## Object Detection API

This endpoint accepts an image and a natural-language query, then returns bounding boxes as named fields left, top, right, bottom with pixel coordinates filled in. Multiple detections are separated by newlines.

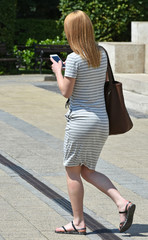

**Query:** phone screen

left=52, top=55, right=61, bottom=63
left=51, top=55, right=65, bottom=68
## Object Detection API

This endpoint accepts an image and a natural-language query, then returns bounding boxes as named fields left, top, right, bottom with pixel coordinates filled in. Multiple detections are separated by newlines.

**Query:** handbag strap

left=99, top=45, right=115, bottom=84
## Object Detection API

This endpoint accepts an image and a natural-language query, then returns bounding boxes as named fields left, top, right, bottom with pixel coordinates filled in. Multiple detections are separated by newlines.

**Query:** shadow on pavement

left=122, top=224, right=148, bottom=237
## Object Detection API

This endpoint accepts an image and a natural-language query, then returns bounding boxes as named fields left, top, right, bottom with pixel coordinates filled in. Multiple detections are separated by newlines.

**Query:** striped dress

left=64, top=46, right=109, bottom=170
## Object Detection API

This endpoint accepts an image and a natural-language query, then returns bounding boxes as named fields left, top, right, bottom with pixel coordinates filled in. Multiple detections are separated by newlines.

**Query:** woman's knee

left=81, top=165, right=95, bottom=181
left=66, top=166, right=81, bottom=180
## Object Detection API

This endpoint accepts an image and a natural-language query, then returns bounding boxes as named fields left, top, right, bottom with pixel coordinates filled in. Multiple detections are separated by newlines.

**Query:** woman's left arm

left=50, top=57, right=76, bottom=98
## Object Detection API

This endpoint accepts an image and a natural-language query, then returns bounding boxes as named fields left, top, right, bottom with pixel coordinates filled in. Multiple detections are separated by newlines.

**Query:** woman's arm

left=50, top=57, right=76, bottom=98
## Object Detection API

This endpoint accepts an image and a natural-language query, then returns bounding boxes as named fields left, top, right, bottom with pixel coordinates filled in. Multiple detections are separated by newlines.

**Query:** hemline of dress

left=63, top=162, right=97, bottom=171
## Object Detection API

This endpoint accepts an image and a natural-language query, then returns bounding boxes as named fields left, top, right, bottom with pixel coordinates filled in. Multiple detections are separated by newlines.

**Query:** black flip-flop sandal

left=55, top=221, right=86, bottom=235
left=119, top=201, right=136, bottom=233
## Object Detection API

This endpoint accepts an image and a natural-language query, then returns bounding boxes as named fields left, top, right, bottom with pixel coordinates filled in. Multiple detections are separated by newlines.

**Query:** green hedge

left=13, top=37, right=68, bottom=70
left=14, top=19, right=63, bottom=44
left=16, top=0, right=60, bottom=19
left=58, top=0, right=148, bottom=42
left=0, top=0, right=17, bottom=49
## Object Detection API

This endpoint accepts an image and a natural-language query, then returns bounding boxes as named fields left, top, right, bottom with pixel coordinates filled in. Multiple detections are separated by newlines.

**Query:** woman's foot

left=55, top=221, right=86, bottom=235
left=118, top=200, right=129, bottom=223
left=118, top=201, right=136, bottom=233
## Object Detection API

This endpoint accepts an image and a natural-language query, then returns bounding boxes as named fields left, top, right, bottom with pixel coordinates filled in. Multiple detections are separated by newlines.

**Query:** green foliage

left=39, top=36, right=67, bottom=45
left=16, top=0, right=60, bottom=19
left=13, top=37, right=67, bottom=70
left=13, top=38, right=37, bottom=70
left=14, top=19, right=63, bottom=44
left=0, top=0, right=17, bottom=49
left=38, top=37, right=68, bottom=63
left=58, top=0, right=148, bottom=41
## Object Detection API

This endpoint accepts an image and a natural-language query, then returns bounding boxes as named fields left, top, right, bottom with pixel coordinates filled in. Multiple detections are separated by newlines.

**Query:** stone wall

left=132, top=22, right=148, bottom=44
left=99, top=22, right=148, bottom=74
left=100, top=42, right=145, bottom=73
left=145, top=44, right=148, bottom=73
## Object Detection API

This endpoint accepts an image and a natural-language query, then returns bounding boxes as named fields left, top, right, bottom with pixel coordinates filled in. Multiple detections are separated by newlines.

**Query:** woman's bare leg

left=81, top=165, right=129, bottom=223
left=55, top=166, right=85, bottom=232
left=66, top=166, right=85, bottom=226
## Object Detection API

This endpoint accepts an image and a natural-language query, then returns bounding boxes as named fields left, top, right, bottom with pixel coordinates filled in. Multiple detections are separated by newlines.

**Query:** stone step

left=115, top=73, right=148, bottom=96
left=124, top=90, right=148, bottom=115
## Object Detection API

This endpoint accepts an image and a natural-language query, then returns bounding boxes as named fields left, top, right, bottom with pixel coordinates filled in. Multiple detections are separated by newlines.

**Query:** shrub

left=14, top=19, right=63, bottom=45
left=0, top=0, right=17, bottom=49
left=16, top=0, right=60, bottom=19
left=13, top=38, right=37, bottom=70
left=58, top=0, right=148, bottom=42
left=13, top=37, right=68, bottom=70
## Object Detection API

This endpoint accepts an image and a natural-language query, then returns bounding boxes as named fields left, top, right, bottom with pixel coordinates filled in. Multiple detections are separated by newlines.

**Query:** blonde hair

left=64, top=10, right=101, bottom=67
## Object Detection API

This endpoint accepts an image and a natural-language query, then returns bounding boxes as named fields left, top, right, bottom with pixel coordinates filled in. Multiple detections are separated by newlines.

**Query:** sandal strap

left=62, top=226, right=67, bottom=232
left=119, top=221, right=125, bottom=226
left=71, top=221, right=78, bottom=232
left=71, top=221, right=86, bottom=232
left=119, top=210, right=127, bottom=214
left=119, top=201, right=131, bottom=214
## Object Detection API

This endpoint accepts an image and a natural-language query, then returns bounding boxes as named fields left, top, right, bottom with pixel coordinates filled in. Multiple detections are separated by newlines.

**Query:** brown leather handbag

left=103, top=47, right=133, bottom=135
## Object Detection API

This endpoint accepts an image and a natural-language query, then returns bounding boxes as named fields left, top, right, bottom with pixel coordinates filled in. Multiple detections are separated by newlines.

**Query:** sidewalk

left=0, top=74, right=148, bottom=240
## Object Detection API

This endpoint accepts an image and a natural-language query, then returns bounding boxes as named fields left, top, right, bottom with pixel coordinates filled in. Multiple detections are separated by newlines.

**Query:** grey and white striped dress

left=64, top=47, right=109, bottom=170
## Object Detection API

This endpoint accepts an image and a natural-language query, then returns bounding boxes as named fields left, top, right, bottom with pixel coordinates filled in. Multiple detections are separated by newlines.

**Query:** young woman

left=50, top=10, right=135, bottom=235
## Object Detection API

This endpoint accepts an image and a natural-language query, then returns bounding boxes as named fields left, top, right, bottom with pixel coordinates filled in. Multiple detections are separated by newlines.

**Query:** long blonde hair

left=64, top=10, right=101, bottom=67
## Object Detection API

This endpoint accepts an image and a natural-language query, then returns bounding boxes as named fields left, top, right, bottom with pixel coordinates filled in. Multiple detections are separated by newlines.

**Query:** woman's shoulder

left=67, top=52, right=82, bottom=61
left=98, top=45, right=107, bottom=56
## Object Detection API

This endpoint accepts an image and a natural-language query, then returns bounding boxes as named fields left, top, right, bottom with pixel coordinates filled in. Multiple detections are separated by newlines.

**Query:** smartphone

left=50, top=54, right=65, bottom=68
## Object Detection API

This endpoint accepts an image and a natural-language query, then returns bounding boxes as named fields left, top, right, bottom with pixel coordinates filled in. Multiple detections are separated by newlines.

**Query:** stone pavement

left=0, top=74, right=148, bottom=240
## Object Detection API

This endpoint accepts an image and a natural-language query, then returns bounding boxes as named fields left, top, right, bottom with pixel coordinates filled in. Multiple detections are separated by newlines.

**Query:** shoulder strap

left=99, top=45, right=115, bottom=84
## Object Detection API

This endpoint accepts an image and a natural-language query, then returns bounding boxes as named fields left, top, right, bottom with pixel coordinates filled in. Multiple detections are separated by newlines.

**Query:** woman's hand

left=50, top=57, right=63, bottom=74
left=50, top=57, right=75, bottom=98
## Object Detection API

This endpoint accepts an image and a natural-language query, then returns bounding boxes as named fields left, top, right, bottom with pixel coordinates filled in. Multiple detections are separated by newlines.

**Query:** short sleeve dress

left=64, top=47, right=109, bottom=170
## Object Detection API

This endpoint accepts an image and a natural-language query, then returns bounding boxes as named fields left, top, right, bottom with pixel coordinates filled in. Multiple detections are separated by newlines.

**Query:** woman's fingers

left=50, top=58, right=62, bottom=73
